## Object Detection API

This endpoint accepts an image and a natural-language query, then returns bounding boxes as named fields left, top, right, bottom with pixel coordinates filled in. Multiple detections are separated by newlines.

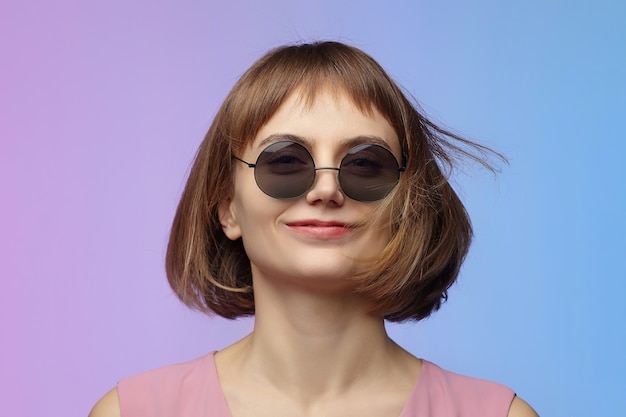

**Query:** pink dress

left=118, top=352, right=515, bottom=416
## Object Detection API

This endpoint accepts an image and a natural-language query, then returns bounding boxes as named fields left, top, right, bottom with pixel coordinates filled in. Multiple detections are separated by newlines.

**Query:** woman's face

left=219, top=88, right=401, bottom=291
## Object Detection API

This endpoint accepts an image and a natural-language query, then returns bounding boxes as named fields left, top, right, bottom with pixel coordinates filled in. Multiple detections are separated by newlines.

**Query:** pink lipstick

left=286, top=220, right=354, bottom=239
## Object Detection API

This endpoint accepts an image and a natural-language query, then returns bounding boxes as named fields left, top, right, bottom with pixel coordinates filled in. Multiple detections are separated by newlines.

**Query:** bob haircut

left=166, top=41, right=501, bottom=322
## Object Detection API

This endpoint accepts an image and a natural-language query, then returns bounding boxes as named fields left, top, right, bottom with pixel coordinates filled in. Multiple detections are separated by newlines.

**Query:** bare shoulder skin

left=88, top=387, right=121, bottom=417
left=508, top=396, right=539, bottom=417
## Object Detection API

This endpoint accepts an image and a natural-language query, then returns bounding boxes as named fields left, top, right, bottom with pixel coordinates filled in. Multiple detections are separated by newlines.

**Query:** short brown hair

left=165, top=41, right=502, bottom=322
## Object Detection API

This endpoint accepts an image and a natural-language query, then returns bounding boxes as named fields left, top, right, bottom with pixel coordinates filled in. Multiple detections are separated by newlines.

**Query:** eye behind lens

left=255, top=141, right=315, bottom=199
left=339, top=144, right=400, bottom=201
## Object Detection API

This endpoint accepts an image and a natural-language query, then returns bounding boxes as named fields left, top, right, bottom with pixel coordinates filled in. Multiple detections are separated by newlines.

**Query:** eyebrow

left=257, top=133, right=394, bottom=153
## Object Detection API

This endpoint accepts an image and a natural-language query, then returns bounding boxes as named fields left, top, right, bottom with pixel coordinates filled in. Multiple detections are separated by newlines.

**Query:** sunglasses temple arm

left=232, top=155, right=256, bottom=168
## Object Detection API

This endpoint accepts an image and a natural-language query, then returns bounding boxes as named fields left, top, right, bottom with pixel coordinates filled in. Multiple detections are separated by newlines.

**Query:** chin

left=251, top=258, right=358, bottom=289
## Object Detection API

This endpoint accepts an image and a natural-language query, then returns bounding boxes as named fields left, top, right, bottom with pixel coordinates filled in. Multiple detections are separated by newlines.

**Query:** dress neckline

left=207, top=351, right=427, bottom=417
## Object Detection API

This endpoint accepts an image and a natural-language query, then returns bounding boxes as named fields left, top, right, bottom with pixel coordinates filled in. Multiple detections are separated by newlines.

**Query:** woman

left=90, top=41, right=538, bottom=416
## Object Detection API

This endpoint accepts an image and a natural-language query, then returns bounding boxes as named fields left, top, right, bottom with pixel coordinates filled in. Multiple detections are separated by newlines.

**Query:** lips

left=285, top=220, right=355, bottom=239
left=287, top=220, right=350, bottom=227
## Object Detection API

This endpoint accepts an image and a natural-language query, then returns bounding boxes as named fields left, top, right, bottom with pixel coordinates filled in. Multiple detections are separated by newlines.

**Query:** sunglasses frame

left=233, top=141, right=406, bottom=202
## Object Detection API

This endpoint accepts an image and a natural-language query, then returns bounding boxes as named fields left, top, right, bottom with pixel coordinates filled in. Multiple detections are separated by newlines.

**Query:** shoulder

left=117, top=352, right=216, bottom=411
left=408, top=361, right=516, bottom=416
left=119, top=351, right=214, bottom=388
left=416, top=361, right=539, bottom=417
left=508, top=396, right=540, bottom=417
left=90, top=352, right=220, bottom=417
left=423, top=360, right=515, bottom=400
left=88, top=387, right=120, bottom=417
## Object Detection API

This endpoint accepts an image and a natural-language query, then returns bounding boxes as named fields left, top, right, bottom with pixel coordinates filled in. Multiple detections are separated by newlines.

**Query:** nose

left=305, top=167, right=345, bottom=206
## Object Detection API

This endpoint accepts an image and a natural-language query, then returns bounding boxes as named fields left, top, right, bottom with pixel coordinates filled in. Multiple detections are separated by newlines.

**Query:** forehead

left=250, top=88, right=400, bottom=156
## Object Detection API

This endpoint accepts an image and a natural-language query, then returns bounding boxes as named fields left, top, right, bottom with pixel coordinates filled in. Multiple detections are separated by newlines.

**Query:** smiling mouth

left=285, top=221, right=355, bottom=239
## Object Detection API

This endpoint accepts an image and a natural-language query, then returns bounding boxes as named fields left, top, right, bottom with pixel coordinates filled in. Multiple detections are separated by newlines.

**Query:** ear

left=218, top=197, right=242, bottom=240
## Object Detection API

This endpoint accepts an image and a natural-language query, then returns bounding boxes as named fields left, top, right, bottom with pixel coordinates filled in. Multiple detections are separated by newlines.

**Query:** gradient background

left=1, top=1, right=625, bottom=416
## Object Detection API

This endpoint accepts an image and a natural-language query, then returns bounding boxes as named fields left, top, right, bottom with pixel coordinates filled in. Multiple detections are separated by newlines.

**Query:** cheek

left=229, top=187, right=282, bottom=242
left=363, top=226, right=390, bottom=251
left=229, top=172, right=258, bottom=227
left=360, top=212, right=393, bottom=250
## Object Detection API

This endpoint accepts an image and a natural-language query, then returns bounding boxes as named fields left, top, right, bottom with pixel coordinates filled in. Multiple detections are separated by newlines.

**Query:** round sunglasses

left=233, top=141, right=405, bottom=202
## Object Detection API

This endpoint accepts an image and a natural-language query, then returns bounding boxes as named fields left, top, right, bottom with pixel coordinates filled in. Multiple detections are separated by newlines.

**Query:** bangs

left=223, top=42, right=406, bottom=153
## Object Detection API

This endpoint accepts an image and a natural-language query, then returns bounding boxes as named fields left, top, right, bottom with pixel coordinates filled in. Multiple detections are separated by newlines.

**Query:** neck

left=222, top=271, right=400, bottom=397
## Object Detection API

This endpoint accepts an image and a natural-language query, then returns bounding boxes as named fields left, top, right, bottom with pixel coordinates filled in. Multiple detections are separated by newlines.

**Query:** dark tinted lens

left=254, top=141, right=315, bottom=199
left=339, top=144, right=400, bottom=201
